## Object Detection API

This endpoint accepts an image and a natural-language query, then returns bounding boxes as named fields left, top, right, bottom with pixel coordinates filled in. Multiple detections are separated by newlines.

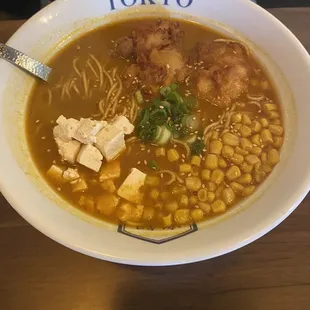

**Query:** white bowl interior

left=0, top=0, right=309, bottom=265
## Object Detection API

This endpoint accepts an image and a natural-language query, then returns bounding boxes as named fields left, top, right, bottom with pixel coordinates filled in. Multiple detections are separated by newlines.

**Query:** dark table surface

left=1, top=8, right=310, bottom=310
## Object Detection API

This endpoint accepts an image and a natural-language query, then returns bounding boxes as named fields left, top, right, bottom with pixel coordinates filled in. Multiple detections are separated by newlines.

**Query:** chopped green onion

left=154, top=125, right=172, bottom=145
left=136, top=109, right=149, bottom=127
left=170, top=83, right=179, bottom=91
left=183, top=134, right=197, bottom=145
left=182, top=115, right=200, bottom=131
left=160, top=86, right=172, bottom=97
left=190, top=140, right=205, bottom=156
left=150, top=109, right=168, bottom=125
left=137, top=125, right=157, bottom=142
left=135, top=90, right=144, bottom=105
left=148, top=160, right=159, bottom=171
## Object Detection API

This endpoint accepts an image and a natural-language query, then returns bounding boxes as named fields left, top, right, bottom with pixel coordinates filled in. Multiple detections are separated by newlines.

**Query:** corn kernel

left=100, top=179, right=116, bottom=193
left=240, top=162, right=253, bottom=173
left=236, top=173, right=253, bottom=185
left=210, top=131, right=220, bottom=140
left=251, top=134, right=262, bottom=146
left=205, top=154, right=219, bottom=170
left=239, top=125, right=252, bottom=138
left=207, top=191, right=216, bottom=203
left=191, top=156, right=201, bottom=167
left=231, top=153, right=244, bottom=165
left=235, top=146, right=248, bottom=156
left=242, top=185, right=256, bottom=196
left=165, top=201, right=179, bottom=213
left=274, top=136, right=284, bottom=148
left=162, top=214, right=172, bottom=227
left=161, top=191, right=172, bottom=201
left=231, top=112, right=243, bottom=123
left=201, top=169, right=211, bottom=181
left=172, top=185, right=187, bottom=196
left=269, top=124, right=284, bottom=136
left=156, top=147, right=166, bottom=157
left=226, top=165, right=241, bottom=181
left=211, top=169, right=225, bottom=185
left=207, top=182, right=217, bottom=192
left=211, top=200, right=226, bottom=214
left=167, top=149, right=180, bottom=162
left=222, top=145, right=235, bottom=159
left=267, top=111, right=280, bottom=120
left=230, top=182, right=244, bottom=193
left=179, top=195, right=189, bottom=208
left=198, top=202, right=211, bottom=214
left=245, top=154, right=261, bottom=166
left=222, top=188, right=236, bottom=205
left=251, top=146, right=262, bottom=156
left=251, top=121, right=262, bottom=133
left=261, top=152, right=267, bottom=163
left=261, top=129, right=273, bottom=145
left=189, top=195, right=199, bottom=206
left=263, top=103, right=277, bottom=113
left=222, top=132, right=240, bottom=146
left=261, top=163, right=272, bottom=173
left=234, top=123, right=243, bottom=131
left=150, top=188, right=160, bottom=200
left=179, top=164, right=192, bottom=174
left=218, top=157, right=228, bottom=168
left=209, top=140, right=223, bottom=155
left=215, top=184, right=224, bottom=199
left=260, top=118, right=269, bottom=128
left=271, top=119, right=281, bottom=125
left=240, top=138, right=253, bottom=152
left=191, top=209, right=204, bottom=222
left=268, top=149, right=280, bottom=166
left=185, top=177, right=202, bottom=191
left=242, top=114, right=252, bottom=126
left=198, top=189, right=208, bottom=202
left=174, top=209, right=191, bottom=225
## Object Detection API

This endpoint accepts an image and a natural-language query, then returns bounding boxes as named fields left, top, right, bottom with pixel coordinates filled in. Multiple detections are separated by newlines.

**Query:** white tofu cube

left=95, top=125, right=126, bottom=162
left=77, top=144, right=103, bottom=172
left=47, top=165, right=65, bottom=183
left=73, top=119, right=107, bottom=144
left=54, top=116, right=79, bottom=142
left=55, top=138, right=81, bottom=164
left=71, top=178, right=88, bottom=192
left=111, top=116, right=134, bottom=135
left=63, top=168, right=80, bottom=182
left=117, top=168, right=146, bottom=204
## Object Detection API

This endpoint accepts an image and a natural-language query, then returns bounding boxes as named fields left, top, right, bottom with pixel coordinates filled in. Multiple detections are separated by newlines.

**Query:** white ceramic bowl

left=0, top=0, right=310, bottom=266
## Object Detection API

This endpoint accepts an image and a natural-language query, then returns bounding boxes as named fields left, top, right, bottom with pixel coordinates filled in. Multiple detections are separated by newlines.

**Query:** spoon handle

left=0, top=42, right=51, bottom=82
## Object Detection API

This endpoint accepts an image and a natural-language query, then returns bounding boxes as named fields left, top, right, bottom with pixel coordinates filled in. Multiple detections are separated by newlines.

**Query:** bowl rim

left=1, top=0, right=310, bottom=266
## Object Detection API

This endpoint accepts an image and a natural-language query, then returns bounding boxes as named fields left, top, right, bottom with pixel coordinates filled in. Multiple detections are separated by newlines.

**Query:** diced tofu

left=73, top=118, right=107, bottom=144
left=95, top=125, right=126, bottom=162
left=117, top=168, right=146, bottom=204
left=63, top=168, right=80, bottom=182
left=111, top=116, right=134, bottom=135
left=55, top=138, right=81, bottom=164
left=77, top=144, right=103, bottom=172
left=99, top=160, right=121, bottom=181
left=71, top=178, right=88, bottom=192
left=97, top=194, right=120, bottom=216
left=47, top=165, right=65, bottom=182
left=54, top=116, right=79, bottom=142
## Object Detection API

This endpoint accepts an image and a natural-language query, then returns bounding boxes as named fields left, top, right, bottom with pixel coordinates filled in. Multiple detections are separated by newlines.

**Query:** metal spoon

left=0, top=42, right=52, bottom=82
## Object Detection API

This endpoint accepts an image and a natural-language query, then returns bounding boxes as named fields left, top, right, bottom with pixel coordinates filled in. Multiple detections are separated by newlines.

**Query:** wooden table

left=1, top=8, right=310, bottom=310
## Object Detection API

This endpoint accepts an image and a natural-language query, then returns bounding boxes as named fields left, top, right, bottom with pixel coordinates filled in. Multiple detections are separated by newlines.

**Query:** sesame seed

left=144, top=160, right=147, bottom=165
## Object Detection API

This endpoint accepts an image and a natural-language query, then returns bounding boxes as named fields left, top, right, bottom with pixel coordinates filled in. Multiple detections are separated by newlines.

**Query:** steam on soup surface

left=26, top=18, right=284, bottom=228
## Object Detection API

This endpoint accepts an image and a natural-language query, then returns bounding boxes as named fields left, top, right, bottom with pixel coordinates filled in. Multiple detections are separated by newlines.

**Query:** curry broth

left=26, top=18, right=283, bottom=228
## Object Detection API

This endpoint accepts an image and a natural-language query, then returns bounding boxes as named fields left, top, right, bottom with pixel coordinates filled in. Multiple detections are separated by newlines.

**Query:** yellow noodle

left=87, top=59, right=99, bottom=79
left=82, top=71, right=89, bottom=98
left=171, top=137, right=191, bottom=158
left=89, top=54, right=105, bottom=89
left=47, top=88, right=52, bottom=105
left=73, top=58, right=82, bottom=77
